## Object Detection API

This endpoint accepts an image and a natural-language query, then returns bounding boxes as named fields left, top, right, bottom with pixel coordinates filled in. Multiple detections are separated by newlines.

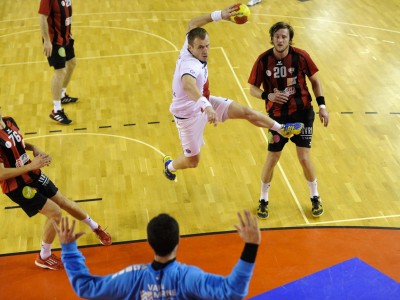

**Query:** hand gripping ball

left=230, top=3, right=251, bottom=24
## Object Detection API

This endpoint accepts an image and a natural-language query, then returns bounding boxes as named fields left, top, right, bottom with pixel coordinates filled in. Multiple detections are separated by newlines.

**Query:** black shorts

left=47, top=39, right=75, bottom=70
left=5, top=173, right=58, bottom=217
left=268, top=108, right=315, bottom=152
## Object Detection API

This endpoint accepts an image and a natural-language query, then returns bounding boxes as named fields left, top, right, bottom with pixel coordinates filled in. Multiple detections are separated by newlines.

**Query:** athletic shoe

left=61, top=94, right=78, bottom=104
left=257, top=199, right=269, bottom=219
left=35, top=254, right=64, bottom=270
left=93, top=226, right=112, bottom=246
left=247, top=0, right=262, bottom=6
left=163, top=155, right=176, bottom=181
left=280, top=122, right=304, bottom=138
left=311, top=196, right=324, bottom=217
left=49, top=109, right=72, bottom=125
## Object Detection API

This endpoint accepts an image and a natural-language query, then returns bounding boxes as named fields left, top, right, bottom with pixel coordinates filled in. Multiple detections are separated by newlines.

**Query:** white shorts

left=174, top=96, right=233, bottom=157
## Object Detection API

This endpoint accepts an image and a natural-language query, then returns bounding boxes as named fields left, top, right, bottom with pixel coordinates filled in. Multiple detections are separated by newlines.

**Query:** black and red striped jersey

left=39, top=0, right=73, bottom=46
left=248, top=46, right=319, bottom=117
left=0, top=117, right=40, bottom=193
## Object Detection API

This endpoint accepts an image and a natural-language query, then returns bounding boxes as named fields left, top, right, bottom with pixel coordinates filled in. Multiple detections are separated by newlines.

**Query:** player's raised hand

left=221, top=3, right=241, bottom=21
left=53, top=216, right=86, bottom=244
left=234, top=210, right=261, bottom=245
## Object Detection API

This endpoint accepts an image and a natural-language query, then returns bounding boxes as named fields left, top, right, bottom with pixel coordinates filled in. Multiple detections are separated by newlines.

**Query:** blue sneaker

left=163, top=156, right=176, bottom=181
left=280, top=122, right=304, bottom=138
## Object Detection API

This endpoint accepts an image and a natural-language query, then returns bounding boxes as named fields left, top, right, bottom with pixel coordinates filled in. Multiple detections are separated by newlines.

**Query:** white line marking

left=25, top=133, right=165, bottom=156
left=304, top=214, right=400, bottom=226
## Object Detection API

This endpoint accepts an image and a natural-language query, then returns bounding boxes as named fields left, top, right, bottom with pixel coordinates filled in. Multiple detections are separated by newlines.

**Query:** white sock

left=82, top=216, right=99, bottom=231
left=271, top=121, right=281, bottom=132
left=167, top=161, right=176, bottom=172
left=53, top=100, right=62, bottom=112
left=40, top=242, right=52, bottom=259
left=61, top=88, right=67, bottom=98
left=260, top=181, right=271, bottom=202
left=307, top=179, right=319, bottom=198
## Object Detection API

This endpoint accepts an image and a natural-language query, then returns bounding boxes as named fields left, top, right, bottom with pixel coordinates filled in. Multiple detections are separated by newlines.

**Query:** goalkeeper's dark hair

left=147, top=213, right=180, bottom=256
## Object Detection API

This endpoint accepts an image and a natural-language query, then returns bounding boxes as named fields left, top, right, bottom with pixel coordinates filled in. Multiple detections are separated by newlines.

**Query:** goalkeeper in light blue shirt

left=54, top=210, right=260, bottom=300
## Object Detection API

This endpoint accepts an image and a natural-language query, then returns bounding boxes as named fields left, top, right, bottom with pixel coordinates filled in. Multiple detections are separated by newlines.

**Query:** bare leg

left=50, top=190, right=87, bottom=221
left=62, top=57, right=76, bottom=89
left=261, top=151, right=281, bottom=183
left=227, top=101, right=276, bottom=128
left=171, top=153, right=200, bottom=170
left=51, top=68, right=66, bottom=101
left=39, top=199, right=62, bottom=244
left=296, top=146, right=316, bottom=181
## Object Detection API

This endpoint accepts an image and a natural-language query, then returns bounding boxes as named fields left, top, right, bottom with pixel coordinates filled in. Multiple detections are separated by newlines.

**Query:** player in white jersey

left=164, top=4, right=304, bottom=181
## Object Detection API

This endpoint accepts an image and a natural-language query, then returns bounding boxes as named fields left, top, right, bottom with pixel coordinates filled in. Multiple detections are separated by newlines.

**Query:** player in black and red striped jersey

left=0, top=108, right=111, bottom=270
left=248, top=22, right=330, bottom=220
left=39, top=0, right=78, bottom=125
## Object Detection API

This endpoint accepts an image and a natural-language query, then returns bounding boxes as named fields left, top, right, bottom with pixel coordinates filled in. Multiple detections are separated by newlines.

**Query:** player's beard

left=275, top=44, right=289, bottom=54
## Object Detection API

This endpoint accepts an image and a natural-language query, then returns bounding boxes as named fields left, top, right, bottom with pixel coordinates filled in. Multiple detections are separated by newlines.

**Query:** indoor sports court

left=0, top=0, right=399, bottom=299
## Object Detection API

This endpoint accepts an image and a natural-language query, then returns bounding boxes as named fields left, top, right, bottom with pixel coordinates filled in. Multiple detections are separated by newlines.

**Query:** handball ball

left=230, top=3, right=251, bottom=24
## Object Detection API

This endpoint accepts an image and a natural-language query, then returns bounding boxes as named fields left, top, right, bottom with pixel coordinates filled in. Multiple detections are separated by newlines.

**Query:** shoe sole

left=98, top=238, right=112, bottom=246
left=312, top=210, right=324, bottom=217
left=49, top=115, right=72, bottom=125
left=61, top=100, right=78, bottom=104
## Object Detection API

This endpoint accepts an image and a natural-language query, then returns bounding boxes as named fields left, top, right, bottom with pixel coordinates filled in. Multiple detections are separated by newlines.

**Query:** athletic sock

left=307, top=179, right=319, bottom=198
left=82, top=216, right=99, bottom=231
left=61, top=88, right=67, bottom=98
left=53, top=100, right=62, bottom=112
left=167, top=161, right=176, bottom=172
left=271, top=121, right=281, bottom=132
left=40, top=241, right=52, bottom=259
left=260, top=181, right=271, bottom=202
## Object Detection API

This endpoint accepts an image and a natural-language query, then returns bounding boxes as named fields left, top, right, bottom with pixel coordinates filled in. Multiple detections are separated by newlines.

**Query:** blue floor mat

left=250, top=257, right=400, bottom=300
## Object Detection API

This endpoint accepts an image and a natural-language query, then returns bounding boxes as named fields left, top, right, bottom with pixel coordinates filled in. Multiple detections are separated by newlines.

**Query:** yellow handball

left=230, top=3, right=250, bottom=24
left=22, top=186, right=37, bottom=199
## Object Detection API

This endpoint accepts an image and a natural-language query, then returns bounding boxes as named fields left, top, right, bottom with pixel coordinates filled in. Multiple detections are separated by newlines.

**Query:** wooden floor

left=0, top=0, right=399, bottom=295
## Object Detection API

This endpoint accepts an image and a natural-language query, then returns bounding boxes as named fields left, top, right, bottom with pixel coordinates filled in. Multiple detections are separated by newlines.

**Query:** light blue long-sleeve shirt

left=61, top=242, right=255, bottom=300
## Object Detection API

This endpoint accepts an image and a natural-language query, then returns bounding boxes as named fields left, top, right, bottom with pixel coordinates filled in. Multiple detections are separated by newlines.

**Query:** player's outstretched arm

left=234, top=209, right=261, bottom=245
left=187, top=4, right=240, bottom=31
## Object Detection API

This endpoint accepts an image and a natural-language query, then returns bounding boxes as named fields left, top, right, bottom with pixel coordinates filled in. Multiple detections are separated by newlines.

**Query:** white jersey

left=170, top=35, right=208, bottom=118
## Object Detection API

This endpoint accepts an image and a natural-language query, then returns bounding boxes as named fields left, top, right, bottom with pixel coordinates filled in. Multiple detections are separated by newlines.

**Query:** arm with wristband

left=187, top=4, right=241, bottom=32
left=309, top=73, right=329, bottom=127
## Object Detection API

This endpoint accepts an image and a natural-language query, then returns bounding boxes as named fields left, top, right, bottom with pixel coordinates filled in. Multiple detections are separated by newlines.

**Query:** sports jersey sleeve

left=299, top=49, right=319, bottom=77
left=248, top=52, right=267, bottom=88
left=182, top=259, right=255, bottom=299
left=61, top=242, right=142, bottom=299
left=38, top=0, right=51, bottom=15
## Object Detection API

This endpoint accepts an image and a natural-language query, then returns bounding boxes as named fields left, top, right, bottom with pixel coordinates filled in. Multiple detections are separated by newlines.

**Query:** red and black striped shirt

left=0, top=117, right=40, bottom=193
left=248, top=46, right=319, bottom=117
left=39, top=0, right=73, bottom=46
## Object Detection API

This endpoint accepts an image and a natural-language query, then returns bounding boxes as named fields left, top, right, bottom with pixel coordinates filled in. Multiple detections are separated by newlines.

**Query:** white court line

left=306, top=214, right=400, bottom=226
left=217, top=46, right=310, bottom=224
left=25, top=132, right=165, bottom=156
left=0, top=49, right=179, bottom=67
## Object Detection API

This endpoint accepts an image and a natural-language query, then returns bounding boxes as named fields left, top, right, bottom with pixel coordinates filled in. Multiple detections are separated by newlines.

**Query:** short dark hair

left=187, top=27, right=208, bottom=46
left=147, top=213, right=180, bottom=256
left=269, top=22, right=294, bottom=45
